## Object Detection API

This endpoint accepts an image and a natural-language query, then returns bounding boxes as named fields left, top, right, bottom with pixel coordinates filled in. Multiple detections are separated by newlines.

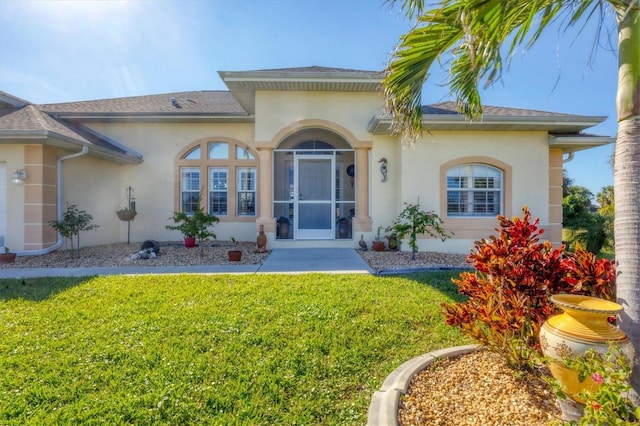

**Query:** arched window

left=446, top=164, right=503, bottom=216
left=177, top=139, right=257, bottom=219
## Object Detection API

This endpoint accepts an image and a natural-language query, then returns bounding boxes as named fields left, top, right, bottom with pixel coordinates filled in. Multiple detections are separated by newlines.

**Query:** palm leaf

left=383, top=0, right=617, bottom=144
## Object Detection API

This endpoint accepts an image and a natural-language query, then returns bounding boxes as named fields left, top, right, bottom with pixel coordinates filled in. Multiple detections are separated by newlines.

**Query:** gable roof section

left=368, top=101, right=613, bottom=153
left=219, top=66, right=384, bottom=114
left=40, top=90, right=250, bottom=123
left=0, top=104, right=142, bottom=163
left=369, top=101, right=607, bottom=133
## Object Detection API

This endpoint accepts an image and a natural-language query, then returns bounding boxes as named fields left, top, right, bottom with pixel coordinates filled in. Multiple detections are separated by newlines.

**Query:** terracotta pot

left=228, top=250, right=242, bottom=261
left=184, top=237, right=196, bottom=248
left=0, top=252, right=17, bottom=264
left=257, top=225, right=267, bottom=250
left=539, top=294, right=630, bottom=402
left=372, top=241, right=385, bottom=252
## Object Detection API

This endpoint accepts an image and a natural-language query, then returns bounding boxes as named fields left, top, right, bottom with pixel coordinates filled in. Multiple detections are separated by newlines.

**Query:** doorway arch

left=273, top=129, right=355, bottom=240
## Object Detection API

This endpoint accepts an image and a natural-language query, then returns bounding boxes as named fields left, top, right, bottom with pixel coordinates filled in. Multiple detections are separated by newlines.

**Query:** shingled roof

left=40, top=90, right=247, bottom=116
left=247, top=65, right=381, bottom=74
left=0, top=103, right=142, bottom=163
left=368, top=101, right=608, bottom=135
left=420, top=101, right=578, bottom=117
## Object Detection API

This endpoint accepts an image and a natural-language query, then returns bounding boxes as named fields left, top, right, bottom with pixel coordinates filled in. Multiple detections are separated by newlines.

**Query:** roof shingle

left=40, top=91, right=247, bottom=115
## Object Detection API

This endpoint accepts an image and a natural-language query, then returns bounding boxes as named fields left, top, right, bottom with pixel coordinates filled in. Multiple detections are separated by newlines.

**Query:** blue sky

left=0, top=0, right=619, bottom=198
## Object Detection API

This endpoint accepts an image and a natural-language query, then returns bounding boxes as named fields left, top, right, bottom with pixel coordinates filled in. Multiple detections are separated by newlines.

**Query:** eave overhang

left=367, top=114, right=608, bottom=134
left=548, top=134, right=615, bottom=153
left=0, top=129, right=143, bottom=164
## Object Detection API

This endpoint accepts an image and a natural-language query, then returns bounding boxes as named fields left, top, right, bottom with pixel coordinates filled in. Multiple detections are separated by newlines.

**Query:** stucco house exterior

left=0, top=66, right=614, bottom=256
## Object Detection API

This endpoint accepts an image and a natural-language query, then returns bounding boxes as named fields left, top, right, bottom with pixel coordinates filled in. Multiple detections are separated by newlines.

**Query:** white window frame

left=209, top=167, right=228, bottom=216
left=236, top=167, right=256, bottom=216
left=446, top=164, right=502, bottom=217
left=180, top=167, right=200, bottom=213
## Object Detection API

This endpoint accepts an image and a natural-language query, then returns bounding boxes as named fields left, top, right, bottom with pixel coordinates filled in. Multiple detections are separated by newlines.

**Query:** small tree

left=48, top=204, right=99, bottom=257
left=386, top=201, right=451, bottom=260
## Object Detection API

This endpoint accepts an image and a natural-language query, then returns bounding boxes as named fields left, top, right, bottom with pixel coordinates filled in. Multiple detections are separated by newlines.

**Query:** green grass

left=1, top=272, right=469, bottom=425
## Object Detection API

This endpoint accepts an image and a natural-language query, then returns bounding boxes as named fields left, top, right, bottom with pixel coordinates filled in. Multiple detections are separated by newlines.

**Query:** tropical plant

left=598, top=185, right=615, bottom=217
left=562, top=180, right=612, bottom=254
left=597, top=185, right=616, bottom=251
left=48, top=204, right=99, bottom=257
left=384, top=0, right=639, bottom=396
left=386, top=201, right=451, bottom=260
left=442, top=207, right=615, bottom=370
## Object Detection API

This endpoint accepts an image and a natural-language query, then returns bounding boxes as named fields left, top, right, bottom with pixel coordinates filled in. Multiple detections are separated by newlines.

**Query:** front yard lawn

left=1, top=272, right=468, bottom=425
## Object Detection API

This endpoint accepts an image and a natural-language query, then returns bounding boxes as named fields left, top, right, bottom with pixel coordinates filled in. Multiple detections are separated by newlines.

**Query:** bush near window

left=386, top=201, right=452, bottom=260
left=442, top=207, right=615, bottom=370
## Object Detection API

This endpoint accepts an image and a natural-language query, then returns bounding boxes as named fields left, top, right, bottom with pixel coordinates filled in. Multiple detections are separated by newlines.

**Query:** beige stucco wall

left=87, top=122, right=257, bottom=243
left=59, top=152, right=121, bottom=248
left=368, top=130, right=551, bottom=254
left=254, top=91, right=383, bottom=143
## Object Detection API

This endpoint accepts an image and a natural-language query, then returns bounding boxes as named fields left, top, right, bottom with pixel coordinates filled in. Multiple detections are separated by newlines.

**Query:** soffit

left=548, top=134, right=615, bottom=153
left=219, top=68, right=384, bottom=114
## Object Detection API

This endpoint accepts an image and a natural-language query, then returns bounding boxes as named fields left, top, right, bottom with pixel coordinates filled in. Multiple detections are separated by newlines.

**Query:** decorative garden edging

left=367, top=344, right=479, bottom=426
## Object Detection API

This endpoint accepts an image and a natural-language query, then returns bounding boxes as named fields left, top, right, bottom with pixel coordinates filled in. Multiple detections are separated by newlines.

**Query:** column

left=256, top=147, right=275, bottom=233
left=353, top=146, right=372, bottom=232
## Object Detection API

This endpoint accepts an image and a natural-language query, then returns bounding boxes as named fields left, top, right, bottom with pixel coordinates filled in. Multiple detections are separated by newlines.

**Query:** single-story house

left=0, top=66, right=614, bottom=255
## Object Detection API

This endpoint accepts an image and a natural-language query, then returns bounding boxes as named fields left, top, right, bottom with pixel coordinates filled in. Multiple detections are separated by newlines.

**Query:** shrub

left=442, top=207, right=615, bottom=370
left=386, top=201, right=451, bottom=260
left=48, top=204, right=99, bottom=257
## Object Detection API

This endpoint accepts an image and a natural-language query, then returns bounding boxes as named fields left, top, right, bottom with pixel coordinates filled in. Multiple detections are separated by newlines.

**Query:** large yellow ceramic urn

left=539, top=294, right=630, bottom=401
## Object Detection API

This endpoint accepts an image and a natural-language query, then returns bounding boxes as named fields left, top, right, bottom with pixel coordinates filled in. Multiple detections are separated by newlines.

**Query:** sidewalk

left=0, top=248, right=374, bottom=279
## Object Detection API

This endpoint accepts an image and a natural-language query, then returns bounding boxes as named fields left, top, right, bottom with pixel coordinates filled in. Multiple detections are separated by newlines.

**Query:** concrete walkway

left=0, top=248, right=373, bottom=279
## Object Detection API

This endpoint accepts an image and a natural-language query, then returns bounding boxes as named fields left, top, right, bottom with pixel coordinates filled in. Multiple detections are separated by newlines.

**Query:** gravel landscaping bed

left=1, top=241, right=471, bottom=272
left=1, top=241, right=269, bottom=269
left=398, top=350, right=561, bottom=426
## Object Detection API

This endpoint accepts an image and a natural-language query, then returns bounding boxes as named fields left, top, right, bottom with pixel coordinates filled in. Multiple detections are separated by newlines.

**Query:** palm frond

left=384, top=0, right=616, bottom=144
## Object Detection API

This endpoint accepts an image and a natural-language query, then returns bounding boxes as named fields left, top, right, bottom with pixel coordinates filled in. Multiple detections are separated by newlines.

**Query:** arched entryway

left=273, top=129, right=355, bottom=240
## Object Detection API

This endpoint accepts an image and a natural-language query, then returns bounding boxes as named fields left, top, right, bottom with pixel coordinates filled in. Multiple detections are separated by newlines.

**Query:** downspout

left=563, top=152, right=574, bottom=163
left=16, top=145, right=89, bottom=256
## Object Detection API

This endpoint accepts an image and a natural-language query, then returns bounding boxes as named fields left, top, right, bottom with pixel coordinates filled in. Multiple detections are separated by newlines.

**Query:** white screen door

left=295, top=156, right=334, bottom=239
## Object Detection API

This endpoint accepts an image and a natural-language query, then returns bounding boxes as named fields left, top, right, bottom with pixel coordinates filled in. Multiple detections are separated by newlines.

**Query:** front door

left=295, top=156, right=333, bottom=239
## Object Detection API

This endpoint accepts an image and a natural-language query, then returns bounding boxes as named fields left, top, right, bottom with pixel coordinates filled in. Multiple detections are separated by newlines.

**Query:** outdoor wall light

left=12, top=169, right=27, bottom=185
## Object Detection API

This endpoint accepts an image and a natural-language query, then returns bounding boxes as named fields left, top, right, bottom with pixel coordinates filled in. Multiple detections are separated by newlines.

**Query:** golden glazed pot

left=539, top=294, right=630, bottom=401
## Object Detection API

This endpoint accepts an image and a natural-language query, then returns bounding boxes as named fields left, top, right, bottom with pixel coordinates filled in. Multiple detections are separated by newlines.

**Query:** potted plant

left=0, top=247, right=16, bottom=264
left=166, top=201, right=219, bottom=249
left=372, top=226, right=385, bottom=251
left=228, top=237, right=242, bottom=261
